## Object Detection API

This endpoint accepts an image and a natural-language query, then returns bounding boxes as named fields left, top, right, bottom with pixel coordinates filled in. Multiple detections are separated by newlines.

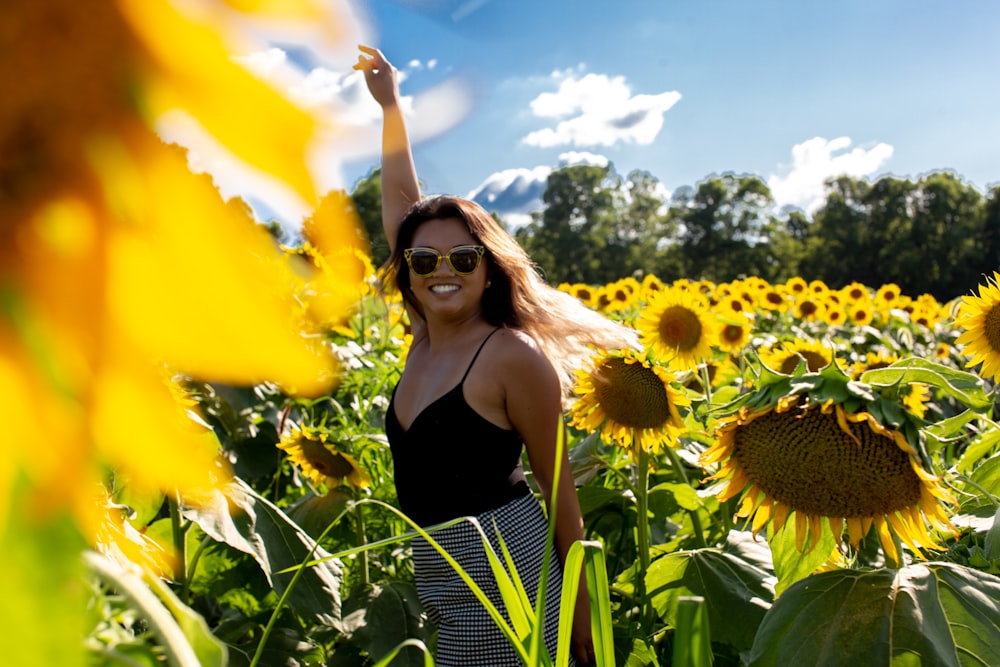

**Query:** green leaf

left=651, top=482, right=703, bottom=512
left=861, top=358, right=991, bottom=412
left=767, top=517, right=837, bottom=596
left=969, top=454, right=1000, bottom=498
left=748, top=563, right=1000, bottom=666
left=181, top=479, right=343, bottom=628
left=646, top=548, right=774, bottom=650
left=957, top=429, right=1000, bottom=474
left=346, top=583, right=434, bottom=667
left=143, top=571, right=228, bottom=667
left=84, top=551, right=207, bottom=667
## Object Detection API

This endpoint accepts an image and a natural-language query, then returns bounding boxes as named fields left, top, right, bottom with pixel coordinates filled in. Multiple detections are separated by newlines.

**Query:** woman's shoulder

left=488, top=328, right=557, bottom=378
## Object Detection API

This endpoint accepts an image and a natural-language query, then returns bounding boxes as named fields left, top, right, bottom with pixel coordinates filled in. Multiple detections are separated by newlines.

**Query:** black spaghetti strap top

left=385, top=328, right=530, bottom=526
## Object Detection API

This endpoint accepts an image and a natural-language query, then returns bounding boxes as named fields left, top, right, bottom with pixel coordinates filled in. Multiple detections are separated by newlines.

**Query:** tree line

left=348, top=165, right=1000, bottom=301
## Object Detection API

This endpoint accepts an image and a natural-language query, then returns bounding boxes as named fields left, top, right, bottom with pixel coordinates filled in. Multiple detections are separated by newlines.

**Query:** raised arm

left=354, top=45, right=420, bottom=253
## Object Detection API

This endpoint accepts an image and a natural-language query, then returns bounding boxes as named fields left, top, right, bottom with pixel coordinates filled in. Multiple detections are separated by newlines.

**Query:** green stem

left=355, top=495, right=370, bottom=587
left=168, top=493, right=187, bottom=587
left=635, top=446, right=652, bottom=633
left=665, top=448, right=707, bottom=548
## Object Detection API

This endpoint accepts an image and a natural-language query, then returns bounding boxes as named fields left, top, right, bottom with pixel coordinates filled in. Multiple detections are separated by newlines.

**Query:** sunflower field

left=5, top=2, right=1000, bottom=667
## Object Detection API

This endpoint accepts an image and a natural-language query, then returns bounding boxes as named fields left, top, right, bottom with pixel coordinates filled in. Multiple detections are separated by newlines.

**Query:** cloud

left=522, top=70, right=681, bottom=148
left=768, top=136, right=894, bottom=213
left=468, top=151, right=611, bottom=228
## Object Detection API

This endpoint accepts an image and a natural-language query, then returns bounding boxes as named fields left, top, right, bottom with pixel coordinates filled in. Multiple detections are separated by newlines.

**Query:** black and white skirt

left=412, top=493, right=576, bottom=667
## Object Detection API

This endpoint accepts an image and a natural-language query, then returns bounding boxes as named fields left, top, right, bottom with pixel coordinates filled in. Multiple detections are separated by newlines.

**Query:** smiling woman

left=356, top=44, right=638, bottom=666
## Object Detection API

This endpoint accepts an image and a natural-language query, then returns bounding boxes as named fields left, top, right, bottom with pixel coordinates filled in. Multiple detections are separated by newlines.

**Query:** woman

left=355, top=45, right=634, bottom=666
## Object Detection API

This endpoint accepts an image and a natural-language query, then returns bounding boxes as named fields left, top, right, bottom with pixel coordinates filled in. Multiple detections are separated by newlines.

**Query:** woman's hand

left=354, top=44, right=401, bottom=108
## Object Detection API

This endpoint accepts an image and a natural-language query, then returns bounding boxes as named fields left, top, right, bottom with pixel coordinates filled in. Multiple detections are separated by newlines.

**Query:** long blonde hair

left=387, top=195, right=637, bottom=397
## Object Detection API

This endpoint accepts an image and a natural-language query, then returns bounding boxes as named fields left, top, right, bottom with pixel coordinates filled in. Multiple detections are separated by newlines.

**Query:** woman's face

left=406, top=217, right=489, bottom=321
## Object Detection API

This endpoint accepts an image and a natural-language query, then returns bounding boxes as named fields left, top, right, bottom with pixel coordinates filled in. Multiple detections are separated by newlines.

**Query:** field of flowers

left=4, top=2, right=1000, bottom=666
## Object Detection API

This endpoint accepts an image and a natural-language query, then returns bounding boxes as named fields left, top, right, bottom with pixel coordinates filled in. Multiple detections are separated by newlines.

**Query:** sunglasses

left=404, top=245, right=485, bottom=277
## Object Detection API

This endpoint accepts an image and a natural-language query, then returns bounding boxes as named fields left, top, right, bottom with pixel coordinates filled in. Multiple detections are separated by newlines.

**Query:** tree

left=671, top=174, right=776, bottom=282
left=515, top=164, right=620, bottom=284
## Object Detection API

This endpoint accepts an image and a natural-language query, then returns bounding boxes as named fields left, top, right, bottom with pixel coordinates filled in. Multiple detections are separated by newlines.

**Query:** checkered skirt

left=412, top=493, right=576, bottom=666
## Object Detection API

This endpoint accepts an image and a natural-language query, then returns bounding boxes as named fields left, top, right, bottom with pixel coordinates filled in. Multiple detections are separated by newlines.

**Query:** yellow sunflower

left=636, top=286, right=718, bottom=370
left=701, top=374, right=955, bottom=565
left=758, top=338, right=834, bottom=374
left=570, top=349, right=690, bottom=456
left=847, top=299, right=875, bottom=326
left=715, top=313, right=752, bottom=353
left=840, top=281, right=871, bottom=303
left=278, top=425, right=371, bottom=491
left=955, top=271, right=1000, bottom=381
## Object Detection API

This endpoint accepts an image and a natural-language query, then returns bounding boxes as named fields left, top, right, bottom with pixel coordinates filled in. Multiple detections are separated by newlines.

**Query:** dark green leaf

left=861, top=359, right=991, bottom=412
left=646, top=548, right=774, bottom=650
left=748, top=563, right=1000, bottom=666
left=181, top=479, right=343, bottom=628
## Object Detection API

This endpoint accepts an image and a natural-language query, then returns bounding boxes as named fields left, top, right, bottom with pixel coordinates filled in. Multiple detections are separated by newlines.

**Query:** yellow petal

left=117, top=0, right=319, bottom=204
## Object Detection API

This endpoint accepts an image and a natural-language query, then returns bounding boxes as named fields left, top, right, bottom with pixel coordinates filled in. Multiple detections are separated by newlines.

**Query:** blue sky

left=166, top=0, right=1000, bottom=227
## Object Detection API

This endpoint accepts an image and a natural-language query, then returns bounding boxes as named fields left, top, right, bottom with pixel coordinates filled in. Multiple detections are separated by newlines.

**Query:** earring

left=485, top=280, right=492, bottom=288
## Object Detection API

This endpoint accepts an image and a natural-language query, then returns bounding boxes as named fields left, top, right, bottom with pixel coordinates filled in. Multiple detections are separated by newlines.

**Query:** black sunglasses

left=403, top=245, right=485, bottom=277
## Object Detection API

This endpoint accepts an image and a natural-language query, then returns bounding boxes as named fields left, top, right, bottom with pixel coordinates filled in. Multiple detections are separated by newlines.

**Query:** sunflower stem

left=635, top=446, right=654, bottom=634
left=665, top=447, right=707, bottom=548
left=355, top=493, right=370, bottom=587
left=168, top=492, right=187, bottom=589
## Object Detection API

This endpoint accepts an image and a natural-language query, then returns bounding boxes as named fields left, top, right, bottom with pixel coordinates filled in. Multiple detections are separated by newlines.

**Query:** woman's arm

left=354, top=45, right=419, bottom=254
left=503, top=335, right=595, bottom=665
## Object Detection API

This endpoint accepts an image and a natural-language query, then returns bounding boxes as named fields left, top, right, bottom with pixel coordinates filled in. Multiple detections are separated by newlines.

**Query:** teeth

left=430, top=284, right=459, bottom=293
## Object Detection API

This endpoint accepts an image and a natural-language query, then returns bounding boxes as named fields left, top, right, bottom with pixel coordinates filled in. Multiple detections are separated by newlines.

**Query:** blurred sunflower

left=640, top=273, right=665, bottom=298
left=955, top=271, right=1000, bottom=381
left=758, top=338, right=834, bottom=374
left=875, top=283, right=904, bottom=310
left=756, top=283, right=788, bottom=312
left=636, top=286, right=717, bottom=370
left=840, top=281, right=871, bottom=303
left=0, top=0, right=360, bottom=541
left=784, top=276, right=808, bottom=297
left=847, top=299, right=876, bottom=326
left=700, top=363, right=955, bottom=564
left=715, top=314, right=752, bottom=354
left=279, top=425, right=371, bottom=491
left=570, top=349, right=689, bottom=456
left=793, top=295, right=823, bottom=322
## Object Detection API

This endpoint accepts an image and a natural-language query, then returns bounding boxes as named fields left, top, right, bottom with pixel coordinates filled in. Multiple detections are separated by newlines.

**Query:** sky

left=166, top=0, right=1000, bottom=229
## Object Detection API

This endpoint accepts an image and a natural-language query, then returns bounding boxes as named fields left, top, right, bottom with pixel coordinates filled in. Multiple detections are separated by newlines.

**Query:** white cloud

left=557, top=151, right=608, bottom=168
left=768, top=136, right=894, bottom=213
left=522, top=70, right=681, bottom=148
left=467, top=152, right=613, bottom=229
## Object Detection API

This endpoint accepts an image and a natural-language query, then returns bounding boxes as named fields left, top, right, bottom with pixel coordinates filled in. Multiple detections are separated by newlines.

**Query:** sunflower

left=715, top=314, right=752, bottom=353
left=636, top=286, right=718, bottom=370
left=278, top=425, right=371, bottom=491
left=700, top=363, right=955, bottom=564
left=955, top=271, right=1000, bottom=381
left=847, top=299, right=875, bottom=327
left=570, top=349, right=690, bottom=456
left=840, top=281, right=871, bottom=303
left=758, top=338, right=834, bottom=374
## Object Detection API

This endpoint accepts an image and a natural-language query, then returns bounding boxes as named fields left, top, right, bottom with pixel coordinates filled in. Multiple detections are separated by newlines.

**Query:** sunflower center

left=721, top=324, right=745, bottom=345
left=658, top=305, right=703, bottom=352
left=592, top=358, right=673, bottom=429
left=731, top=407, right=922, bottom=517
left=297, top=439, right=352, bottom=478
left=985, top=302, right=1000, bottom=352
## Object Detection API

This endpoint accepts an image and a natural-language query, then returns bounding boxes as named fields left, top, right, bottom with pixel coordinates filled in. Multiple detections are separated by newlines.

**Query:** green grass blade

left=673, top=595, right=713, bottom=667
